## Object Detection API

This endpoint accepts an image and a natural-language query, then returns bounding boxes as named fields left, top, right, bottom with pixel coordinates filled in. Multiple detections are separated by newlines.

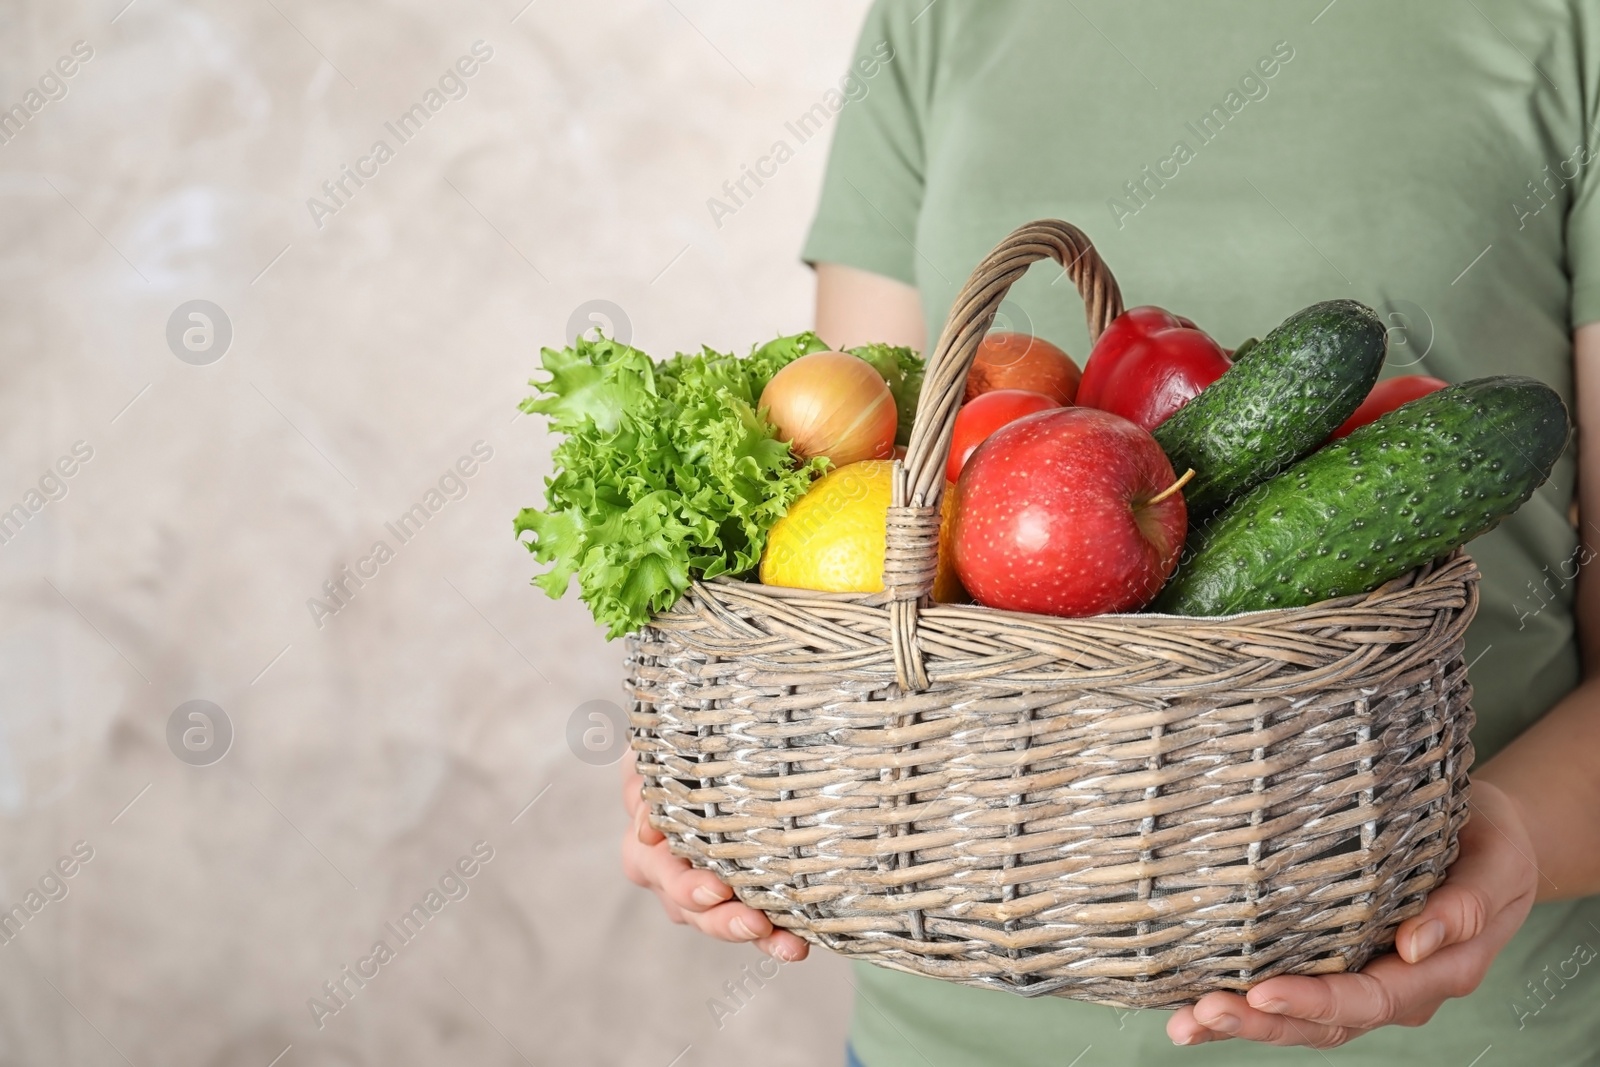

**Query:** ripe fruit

left=933, top=480, right=967, bottom=604
left=952, top=408, right=1187, bottom=616
left=1094, top=328, right=1232, bottom=430
left=946, top=388, right=1060, bottom=483
left=966, top=333, right=1080, bottom=405
left=761, top=461, right=961, bottom=599
left=1077, top=306, right=1196, bottom=408
left=1330, top=375, right=1449, bottom=439
left=1079, top=306, right=1229, bottom=430
left=759, top=351, right=897, bottom=466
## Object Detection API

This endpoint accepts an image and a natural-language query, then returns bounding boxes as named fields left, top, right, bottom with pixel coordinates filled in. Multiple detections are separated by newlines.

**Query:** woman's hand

left=619, top=752, right=809, bottom=961
left=1167, top=779, right=1539, bottom=1048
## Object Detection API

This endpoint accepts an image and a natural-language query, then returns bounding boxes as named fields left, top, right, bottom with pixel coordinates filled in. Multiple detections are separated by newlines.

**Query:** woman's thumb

left=1397, top=880, right=1492, bottom=963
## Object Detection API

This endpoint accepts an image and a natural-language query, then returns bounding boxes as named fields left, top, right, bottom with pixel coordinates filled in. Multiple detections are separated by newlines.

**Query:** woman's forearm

left=1479, top=322, right=1600, bottom=902
left=813, top=262, right=925, bottom=351
left=1476, top=675, right=1600, bottom=901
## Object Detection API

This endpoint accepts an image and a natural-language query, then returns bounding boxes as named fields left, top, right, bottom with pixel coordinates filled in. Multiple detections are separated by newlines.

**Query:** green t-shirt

left=803, top=2, right=1600, bottom=1064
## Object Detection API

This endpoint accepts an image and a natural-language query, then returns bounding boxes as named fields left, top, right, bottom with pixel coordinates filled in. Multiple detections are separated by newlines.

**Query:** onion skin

left=759, top=351, right=898, bottom=467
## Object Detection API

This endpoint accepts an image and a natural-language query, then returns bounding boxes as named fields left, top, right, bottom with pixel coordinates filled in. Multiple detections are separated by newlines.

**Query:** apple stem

left=1147, top=468, right=1196, bottom=506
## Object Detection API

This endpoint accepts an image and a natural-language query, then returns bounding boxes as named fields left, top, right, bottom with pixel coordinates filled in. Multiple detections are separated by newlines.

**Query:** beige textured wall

left=0, top=1, right=868, bottom=1063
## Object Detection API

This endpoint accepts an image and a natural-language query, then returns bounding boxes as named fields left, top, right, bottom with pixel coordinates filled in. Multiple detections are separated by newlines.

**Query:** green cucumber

left=1153, top=299, right=1386, bottom=515
left=1152, top=376, right=1570, bottom=616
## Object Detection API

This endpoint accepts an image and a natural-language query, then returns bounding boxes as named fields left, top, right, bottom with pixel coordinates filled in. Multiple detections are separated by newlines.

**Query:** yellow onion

left=759, top=351, right=898, bottom=466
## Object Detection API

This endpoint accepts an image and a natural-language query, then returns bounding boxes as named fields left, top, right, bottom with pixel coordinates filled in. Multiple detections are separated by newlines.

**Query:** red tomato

left=1076, top=306, right=1187, bottom=408
left=966, top=333, right=1081, bottom=404
left=1331, top=375, right=1449, bottom=438
left=1094, top=329, right=1232, bottom=430
left=946, top=389, right=1060, bottom=483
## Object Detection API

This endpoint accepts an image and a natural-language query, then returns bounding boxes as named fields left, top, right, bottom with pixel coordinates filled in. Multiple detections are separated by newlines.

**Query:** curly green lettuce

left=514, top=332, right=829, bottom=637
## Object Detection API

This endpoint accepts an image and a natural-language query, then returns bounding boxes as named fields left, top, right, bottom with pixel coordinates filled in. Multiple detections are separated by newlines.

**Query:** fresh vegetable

left=852, top=343, right=925, bottom=447
left=759, top=350, right=898, bottom=467
left=1152, top=299, right=1386, bottom=516
left=1152, top=376, right=1569, bottom=616
left=953, top=407, right=1188, bottom=616
left=1331, top=374, right=1449, bottom=439
left=515, top=332, right=828, bottom=638
left=1076, top=306, right=1199, bottom=407
left=1092, top=327, right=1231, bottom=431
left=966, top=332, right=1080, bottom=404
left=946, top=388, right=1060, bottom=483
left=760, top=460, right=961, bottom=597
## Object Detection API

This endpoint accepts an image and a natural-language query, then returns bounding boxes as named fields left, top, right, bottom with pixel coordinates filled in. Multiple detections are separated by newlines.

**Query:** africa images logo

left=306, top=442, right=493, bottom=629
left=305, top=41, right=494, bottom=230
left=1106, top=40, right=1295, bottom=229
left=307, top=841, right=495, bottom=1029
left=705, top=39, right=894, bottom=229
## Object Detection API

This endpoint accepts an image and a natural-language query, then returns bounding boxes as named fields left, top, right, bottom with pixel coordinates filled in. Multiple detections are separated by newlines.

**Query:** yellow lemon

left=761, top=461, right=966, bottom=601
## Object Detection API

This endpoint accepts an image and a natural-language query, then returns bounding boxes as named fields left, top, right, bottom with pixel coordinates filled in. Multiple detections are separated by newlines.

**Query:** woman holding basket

left=624, top=2, right=1600, bottom=1061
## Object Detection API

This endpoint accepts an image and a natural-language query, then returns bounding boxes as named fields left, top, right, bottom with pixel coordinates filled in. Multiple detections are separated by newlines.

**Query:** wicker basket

left=625, top=219, right=1477, bottom=1009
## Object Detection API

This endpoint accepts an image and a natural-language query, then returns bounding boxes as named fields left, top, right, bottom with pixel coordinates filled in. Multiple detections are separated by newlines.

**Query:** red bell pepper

left=1078, top=306, right=1230, bottom=431
left=1330, top=375, right=1449, bottom=438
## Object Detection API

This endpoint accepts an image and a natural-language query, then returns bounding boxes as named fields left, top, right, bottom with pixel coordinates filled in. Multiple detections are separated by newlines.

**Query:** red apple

left=952, top=407, right=1187, bottom=616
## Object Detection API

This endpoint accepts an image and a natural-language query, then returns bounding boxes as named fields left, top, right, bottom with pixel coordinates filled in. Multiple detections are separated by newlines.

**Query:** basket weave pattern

left=625, top=221, right=1477, bottom=1008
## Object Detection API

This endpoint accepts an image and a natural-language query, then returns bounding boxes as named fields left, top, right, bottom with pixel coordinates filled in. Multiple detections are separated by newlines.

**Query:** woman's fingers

left=620, top=753, right=643, bottom=817
left=1235, top=779, right=1539, bottom=1039
left=625, top=837, right=740, bottom=928
left=684, top=899, right=773, bottom=942
left=755, top=929, right=810, bottom=962
left=632, top=843, right=769, bottom=941
left=1243, top=906, right=1514, bottom=1031
left=1186, top=992, right=1354, bottom=1048
left=633, top=802, right=666, bottom=846
left=1394, top=791, right=1536, bottom=964
left=1166, top=1004, right=1232, bottom=1045
left=628, top=835, right=694, bottom=896
left=1396, top=881, right=1491, bottom=963
left=619, top=751, right=806, bottom=960
left=659, top=862, right=736, bottom=913
left=621, top=754, right=666, bottom=845
left=1244, top=970, right=1404, bottom=1031
left=633, top=836, right=803, bottom=952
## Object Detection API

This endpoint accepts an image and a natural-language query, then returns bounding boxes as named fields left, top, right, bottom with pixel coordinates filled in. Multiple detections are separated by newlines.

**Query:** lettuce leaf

left=515, top=332, right=829, bottom=638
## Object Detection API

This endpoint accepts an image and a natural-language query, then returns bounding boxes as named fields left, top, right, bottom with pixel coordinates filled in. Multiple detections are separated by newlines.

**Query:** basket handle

left=883, top=220, right=1123, bottom=690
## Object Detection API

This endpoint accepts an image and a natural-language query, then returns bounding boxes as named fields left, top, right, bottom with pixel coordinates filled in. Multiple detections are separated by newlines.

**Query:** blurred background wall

left=0, top=1, right=869, bottom=1062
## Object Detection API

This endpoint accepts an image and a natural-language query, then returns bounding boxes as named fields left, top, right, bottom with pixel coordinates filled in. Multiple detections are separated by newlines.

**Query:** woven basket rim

left=681, top=549, right=1471, bottom=628
left=646, top=552, right=1478, bottom=701
left=662, top=547, right=1472, bottom=630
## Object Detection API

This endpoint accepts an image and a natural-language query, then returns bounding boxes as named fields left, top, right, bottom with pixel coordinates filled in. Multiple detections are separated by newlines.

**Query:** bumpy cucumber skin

left=1152, top=376, right=1570, bottom=616
left=1152, top=299, right=1387, bottom=515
